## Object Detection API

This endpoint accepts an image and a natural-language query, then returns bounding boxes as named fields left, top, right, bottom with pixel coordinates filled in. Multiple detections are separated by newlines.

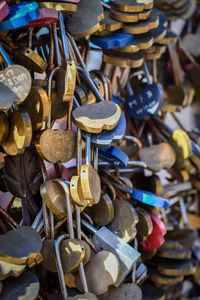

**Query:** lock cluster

left=0, top=0, right=200, bottom=299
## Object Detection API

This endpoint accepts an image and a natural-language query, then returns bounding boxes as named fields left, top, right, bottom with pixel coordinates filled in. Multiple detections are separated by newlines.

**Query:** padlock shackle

left=64, top=179, right=70, bottom=185
left=143, top=61, right=152, bottom=85
left=52, top=22, right=62, bottom=67
left=146, top=131, right=153, bottom=147
left=113, top=67, right=130, bottom=97
left=109, top=180, right=133, bottom=194
left=55, top=234, right=69, bottom=299
left=58, top=12, right=69, bottom=60
left=31, top=208, right=44, bottom=233
left=91, top=70, right=110, bottom=101
left=98, top=161, right=147, bottom=168
left=86, top=133, right=91, bottom=164
left=93, top=147, right=98, bottom=172
left=123, top=135, right=142, bottom=155
left=49, top=210, right=55, bottom=240
left=153, top=116, right=173, bottom=134
left=47, top=67, right=60, bottom=129
left=0, top=44, right=12, bottom=66
left=107, top=167, right=142, bottom=173
left=36, top=219, right=44, bottom=233
left=100, top=0, right=111, bottom=9
left=179, top=197, right=189, bottom=225
left=76, top=66, right=105, bottom=102
left=54, top=179, right=74, bottom=239
left=73, top=95, right=80, bottom=108
left=81, top=219, right=97, bottom=234
left=77, top=128, right=82, bottom=173
left=31, top=208, right=43, bottom=230
left=66, top=32, right=87, bottom=70
left=162, top=181, right=192, bottom=194
left=126, top=79, right=134, bottom=97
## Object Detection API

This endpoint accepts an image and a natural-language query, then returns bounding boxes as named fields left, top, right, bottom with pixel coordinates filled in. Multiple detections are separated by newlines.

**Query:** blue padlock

left=90, top=112, right=126, bottom=148
left=112, top=95, right=120, bottom=105
left=125, top=62, right=163, bottom=120
left=109, top=180, right=170, bottom=209
left=0, top=2, right=39, bottom=31
left=126, top=84, right=163, bottom=120
left=150, top=9, right=168, bottom=40
left=99, top=146, right=129, bottom=167
left=90, top=32, right=134, bottom=49
left=131, top=188, right=169, bottom=209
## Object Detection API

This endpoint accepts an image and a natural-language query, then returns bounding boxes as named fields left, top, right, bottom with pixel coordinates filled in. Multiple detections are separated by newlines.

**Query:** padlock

left=90, top=32, right=134, bottom=49
left=74, top=249, right=120, bottom=295
left=56, top=12, right=76, bottom=103
left=81, top=219, right=140, bottom=287
left=1, top=33, right=48, bottom=74
left=67, top=0, right=104, bottom=37
left=106, top=173, right=170, bottom=208
left=139, top=211, right=166, bottom=251
left=108, top=197, right=138, bottom=243
left=73, top=70, right=121, bottom=133
left=19, top=7, right=58, bottom=28
left=0, top=226, right=42, bottom=265
left=70, top=129, right=92, bottom=208
left=35, top=64, right=76, bottom=164
left=112, top=0, right=153, bottom=12
left=79, top=132, right=101, bottom=206
left=109, top=6, right=151, bottom=23
left=139, top=141, right=176, bottom=172
left=0, top=2, right=39, bottom=30
left=0, top=44, right=32, bottom=110
left=0, top=270, right=40, bottom=300
left=55, top=234, right=97, bottom=299
left=116, top=32, right=154, bottom=53
left=125, top=62, right=163, bottom=120
left=96, top=8, right=123, bottom=34
left=84, top=193, right=114, bottom=227
left=154, top=116, right=199, bottom=167
left=98, top=283, right=143, bottom=300
left=122, top=10, right=159, bottom=34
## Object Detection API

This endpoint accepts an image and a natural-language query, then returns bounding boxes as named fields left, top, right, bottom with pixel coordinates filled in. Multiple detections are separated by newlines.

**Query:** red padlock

left=139, top=211, right=166, bottom=251
left=19, top=8, right=58, bottom=28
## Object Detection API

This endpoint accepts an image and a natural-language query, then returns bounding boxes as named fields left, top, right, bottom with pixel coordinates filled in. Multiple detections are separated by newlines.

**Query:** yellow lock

left=169, top=129, right=192, bottom=167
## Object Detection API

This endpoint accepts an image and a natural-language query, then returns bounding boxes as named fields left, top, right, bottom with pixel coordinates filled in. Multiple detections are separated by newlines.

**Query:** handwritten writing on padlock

left=0, top=66, right=31, bottom=103
left=126, top=84, right=162, bottom=120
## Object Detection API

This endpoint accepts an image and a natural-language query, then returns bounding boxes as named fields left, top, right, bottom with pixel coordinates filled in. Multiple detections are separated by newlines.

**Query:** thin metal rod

left=31, top=208, right=43, bottom=230
left=86, top=133, right=91, bottom=164
left=55, top=235, right=69, bottom=299
left=179, top=197, right=189, bottom=224
left=108, top=167, right=144, bottom=173
left=66, top=33, right=87, bottom=70
left=81, top=219, right=97, bottom=235
left=170, top=112, right=186, bottom=131
left=98, top=161, right=147, bottom=168
left=0, top=44, right=12, bottom=66
left=49, top=210, right=54, bottom=240
left=143, top=61, right=152, bottom=85
left=58, top=12, right=69, bottom=59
